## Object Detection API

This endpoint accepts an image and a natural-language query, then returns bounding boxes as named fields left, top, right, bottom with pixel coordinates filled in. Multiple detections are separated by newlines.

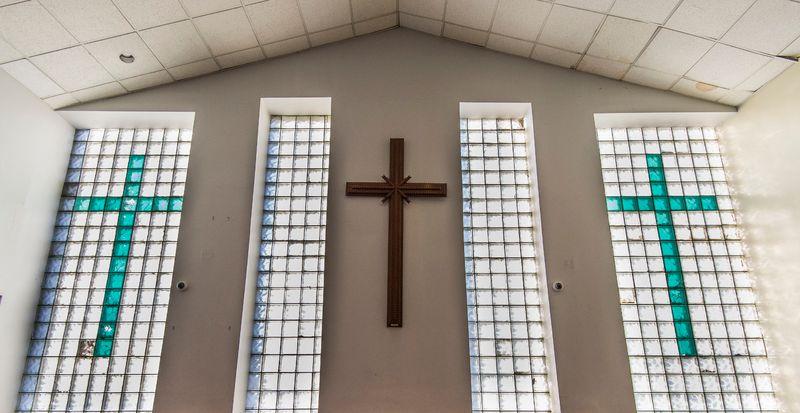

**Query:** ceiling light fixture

left=119, top=53, right=135, bottom=64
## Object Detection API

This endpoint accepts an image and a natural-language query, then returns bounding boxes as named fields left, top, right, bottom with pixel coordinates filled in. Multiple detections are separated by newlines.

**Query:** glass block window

left=597, top=127, right=778, bottom=412
left=17, top=128, right=192, bottom=412
left=460, top=118, right=554, bottom=412
left=245, top=116, right=330, bottom=412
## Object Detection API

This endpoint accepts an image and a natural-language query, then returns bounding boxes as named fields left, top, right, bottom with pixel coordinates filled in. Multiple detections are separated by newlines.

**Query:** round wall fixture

left=119, top=53, right=135, bottom=63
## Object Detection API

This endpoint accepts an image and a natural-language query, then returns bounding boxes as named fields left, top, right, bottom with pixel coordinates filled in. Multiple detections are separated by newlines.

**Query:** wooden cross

left=346, top=138, right=447, bottom=327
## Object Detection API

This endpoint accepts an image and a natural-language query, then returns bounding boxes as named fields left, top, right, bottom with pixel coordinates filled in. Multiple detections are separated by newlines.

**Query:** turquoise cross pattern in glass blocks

left=71, top=154, right=183, bottom=357
left=605, top=154, right=718, bottom=356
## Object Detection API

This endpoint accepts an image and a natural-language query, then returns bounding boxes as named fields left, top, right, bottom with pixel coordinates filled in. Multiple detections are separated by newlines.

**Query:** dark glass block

left=669, top=196, right=686, bottom=211
left=677, top=339, right=697, bottom=356
left=112, top=242, right=130, bottom=257
left=622, top=196, right=638, bottom=211
left=110, top=257, right=128, bottom=272
left=660, top=241, right=679, bottom=256
left=671, top=305, right=691, bottom=321
left=655, top=211, right=672, bottom=225
left=646, top=154, right=663, bottom=167
left=701, top=196, right=719, bottom=210
left=648, top=168, right=665, bottom=182
left=126, top=169, right=143, bottom=183
left=658, top=226, right=676, bottom=240
left=666, top=272, right=684, bottom=288
left=651, top=182, right=668, bottom=197
left=94, top=339, right=113, bottom=357
left=105, top=197, right=122, bottom=211
left=674, top=321, right=694, bottom=339
left=89, top=197, right=106, bottom=211
left=100, top=306, right=119, bottom=323
left=128, top=155, right=146, bottom=169
left=663, top=257, right=682, bottom=272
left=107, top=273, right=125, bottom=289
left=637, top=197, right=654, bottom=211
left=124, top=183, right=141, bottom=197
left=116, top=228, right=133, bottom=241
left=606, top=196, right=622, bottom=211
left=137, top=198, right=153, bottom=212
left=74, top=197, right=91, bottom=211
left=98, top=322, right=116, bottom=339
left=122, top=197, right=137, bottom=211
left=669, top=288, right=688, bottom=304
left=685, top=196, right=701, bottom=211
left=154, top=197, right=170, bottom=211
left=119, top=212, right=135, bottom=227
left=169, top=197, right=183, bottom=211
left=653, top=197, right=670, bottom=211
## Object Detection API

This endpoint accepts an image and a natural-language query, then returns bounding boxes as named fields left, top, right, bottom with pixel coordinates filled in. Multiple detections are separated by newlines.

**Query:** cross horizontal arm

left=400, top=182, right=447, bottom=197
left=346, top=182, right=394, bottom=196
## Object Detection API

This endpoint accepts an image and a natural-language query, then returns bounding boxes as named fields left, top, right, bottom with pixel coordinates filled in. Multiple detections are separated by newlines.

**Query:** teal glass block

left=666, top=272, right=684, bottom=288
left=701, top=196, right=718, bottom=210
left=119, top=212, right=135, bottom=227
left=74, top=197, right=91, bottom=211
left=112, top=242, right=130, bottom=257
left=648, top=168, right=665, bottom=182
left=669, top=196, right=686, bottom=211
left=658, top=226, right=675, bottom=240
left=122, top=197, right=137, bottom=212
left=103, top=289, right=122, bottom=306
left=128, top=155, right=145, bottom=169
left=89, top=197, right=106, bottom=211
left=651, top=182, right=668, bottom=197
left=653, top=197, right=670, bottom=211
left=674, top=322, right=694, bottom=339
left=669, top=288, right=688, bottom=304
left=664, top=257, right=682, bottom=272
left=100, top=306, right=119, bottom=323
left=106, top=273, right=125, bottom=289
left=660, top=241, right=678, bottom=256
left=98, top=322, right=116, bottom=339
left=622, top=196, right=638, bottom=211
left=646, top=154, right=663, bottom=167
left=169, top=197, right=183, bottom=211
left=94, top=339, right=114, bottom=357
left=105, top=197, right=122, bottom=211
left=671, top=305, right=691, bottom=321
left=677, top=339, right=697, bottom=357
left=606, top=197, right=622, bottom=211
left=637, top=197, right=654, bottom=211
left=137, top=198, right=153, bottom=212
left=655, top=211, right=672, bottom=225
left=116, top=228, right=132, bottom=241
left=154, top=197, right=170, bottom=211
left=126, top=169, right=143, bottom=183
left=124, top=183, right=141, bottom=197
left=685, top=196, right=701, bottom=211
left=110, top=257, right=128, bottom=272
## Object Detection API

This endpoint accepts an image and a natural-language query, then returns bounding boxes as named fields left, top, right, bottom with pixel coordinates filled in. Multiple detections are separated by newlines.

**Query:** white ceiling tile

left=487, top=34, right=533, bottom=57
left=308, top=25, right=353, bottom=47
left=0, top=35, right=22, bottom=64
left=39, top=0, right=132, bottom=43
left=671, top=77, right=728, bottom=101
left=119, top=70, right=173, bottom=90
left=736, top=57, right=793, bottom=91
left=445, top=0, right=498, bottom=31
left=491, top=0, right=551, bottom=42
left=531, top=44, right=581, bottom=68
left=0, top=2, right=78, bottom=56
left=782, top=35, right=800, bottom=56
left=718, top=89, right=753, bottom=106
left=85, top=33, right=163, bottom=79
left=44, top=93, right=79, bottom=109
left=722, top=0, right=800, bottom=55
left=686, top=43, right=771, bottom=88
left=167, top=58, right=219, bottom=80
left=355, top=14, right=398, bottom=36
left=538, top=5, right=603, bottom=53
left=399, top=13, right=443, bottom=36
left=140, top=21, right=211, bottom=67
left=555, top=0, right=614, bottom=13
left=298, top=0, right=351, bottom=32
left=262, top=35, right=309, bottom=57
left=609, top=0, right=680, bottom=24
left=31, top=46, right=114, bottom=91
left=216, top=47, right=264, bottom=68
left=443, top=23, right=487, bottom=46
left=194, top=8, right=258, bottom=56
left=577, top=54, right=629, bottom=79
left=665, top=0, right=754, bottom=39
left=246, top=0, right=305, bottom=45
left=180, top=0, right=240, bottom=17
left=112, top=0, right=188, bottom=30
left=72, top=81, right=126, bottom=102
left=1, top=59, right=64, bottom=97
left=352, top=0, right=396, bottom=21
left=635, top=29, right=714, bottom=75
left=587, top=16, right=656, bottom=64
left=623, top=65, right=680, bottom=90
left=399, top=0, right=446, bottom=20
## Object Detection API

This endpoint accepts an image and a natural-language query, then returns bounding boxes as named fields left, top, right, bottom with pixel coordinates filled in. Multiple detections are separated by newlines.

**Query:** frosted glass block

left=18, top=128, right=192, bottom=412
left=595, top=126, right=778, bottom=412
left=460, top=118, right=554, bottom=411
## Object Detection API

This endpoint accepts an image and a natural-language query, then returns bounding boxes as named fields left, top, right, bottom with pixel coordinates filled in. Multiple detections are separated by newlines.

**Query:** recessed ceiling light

left=119, top=53, right=135, bottom=64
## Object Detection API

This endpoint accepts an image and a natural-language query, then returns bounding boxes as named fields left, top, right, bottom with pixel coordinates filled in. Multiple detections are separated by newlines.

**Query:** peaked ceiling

left=1, top=0, right=799, bottom=109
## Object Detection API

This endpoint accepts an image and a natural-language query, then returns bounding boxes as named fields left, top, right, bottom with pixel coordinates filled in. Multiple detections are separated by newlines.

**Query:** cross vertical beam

left=606, top=153, right=719, bottom=357
left=346, top=138, right=447, bottom=327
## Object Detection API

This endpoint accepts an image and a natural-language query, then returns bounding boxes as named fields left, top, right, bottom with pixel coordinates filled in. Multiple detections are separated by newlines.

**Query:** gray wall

left=72, top=29, right=733, bottom=413
left=0, top=70, right=74, bottom=412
